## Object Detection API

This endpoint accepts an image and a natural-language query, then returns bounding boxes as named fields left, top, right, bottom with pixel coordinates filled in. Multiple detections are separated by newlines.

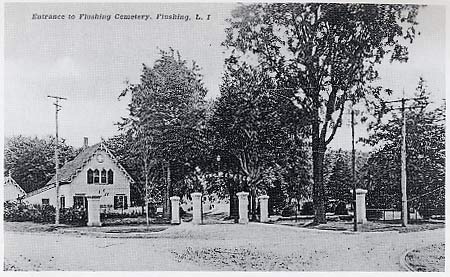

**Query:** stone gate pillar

left=86, top=195, right=101, bottom=227
left=236, top=192, right=249, bottom=224
left=356, top=189, right=368, bottom=224
left=258, top=195, right=269, bottom=223
left=191, top=192, right=202, bottom=224
left=170, top=196, right=180, bottom=224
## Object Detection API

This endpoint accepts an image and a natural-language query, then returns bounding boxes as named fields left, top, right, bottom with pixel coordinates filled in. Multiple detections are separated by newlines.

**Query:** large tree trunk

left=250, top=188, right=257, bottom=221
left=312, top=97, right=327, bottom=224
left=312, top=143, right=326, bottom=224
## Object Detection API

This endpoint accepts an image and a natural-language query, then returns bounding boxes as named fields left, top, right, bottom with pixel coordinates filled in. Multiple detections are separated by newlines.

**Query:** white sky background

left=3, top=2, right=446, bottom=150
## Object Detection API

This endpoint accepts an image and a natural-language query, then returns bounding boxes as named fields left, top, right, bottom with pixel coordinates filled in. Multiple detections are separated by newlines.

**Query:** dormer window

left=101, top=169, right=107, bottom=184
left=87, top=168, right=113, bottom=185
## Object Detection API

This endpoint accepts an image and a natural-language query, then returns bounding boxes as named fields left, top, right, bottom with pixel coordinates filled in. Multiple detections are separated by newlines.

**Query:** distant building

left=4, top=172, right=26, bottom=202
left=25, top=138, right=134, bottom=213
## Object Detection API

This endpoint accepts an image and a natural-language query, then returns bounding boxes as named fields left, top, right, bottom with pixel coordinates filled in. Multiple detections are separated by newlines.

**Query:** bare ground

left=4, top=221, right=445, bottom=271
left=405, top=243, right=445, bottom=272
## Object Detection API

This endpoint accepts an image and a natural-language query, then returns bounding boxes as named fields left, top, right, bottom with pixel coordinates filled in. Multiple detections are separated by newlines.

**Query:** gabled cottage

left=4, top=172, right=26, bottom=202
left=25, top=138, right=134, bottom=213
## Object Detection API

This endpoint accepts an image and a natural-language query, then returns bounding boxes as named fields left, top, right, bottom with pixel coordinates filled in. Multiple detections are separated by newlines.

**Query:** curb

left=399, top=248, right=416, bottom=272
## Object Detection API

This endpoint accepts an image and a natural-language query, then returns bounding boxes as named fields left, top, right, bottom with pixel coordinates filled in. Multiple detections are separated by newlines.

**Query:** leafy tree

left=4, top=135, right=79, bottom=193
left=323, top=149, right=369, bottom=190
left=104, top=134, right=164, bottom=208
left=364, top=81, right=445, bottom=216
left=324, top=151, right=353, bottom=210
left=210, top=62, right=310, bottom=218
left=119, top=49, right=208, bottom=215
left=223, top=3, right=420, bottom=223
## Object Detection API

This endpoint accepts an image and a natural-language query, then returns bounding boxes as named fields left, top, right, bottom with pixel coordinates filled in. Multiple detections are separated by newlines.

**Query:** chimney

left=83, top=137, right=89, bottom=148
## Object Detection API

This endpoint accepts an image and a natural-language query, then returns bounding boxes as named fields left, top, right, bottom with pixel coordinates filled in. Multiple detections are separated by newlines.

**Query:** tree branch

left=325, top=99, right=346, bottom=145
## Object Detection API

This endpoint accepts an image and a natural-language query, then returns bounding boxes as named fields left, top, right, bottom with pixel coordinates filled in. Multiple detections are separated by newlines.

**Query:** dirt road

left=4, top=223, right=445, bottom=271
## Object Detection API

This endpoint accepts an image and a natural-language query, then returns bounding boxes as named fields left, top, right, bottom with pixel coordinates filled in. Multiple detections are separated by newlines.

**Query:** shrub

left=179, top=206, right=186, bottom=217
left=300, top=201, right=314, bottom=215
left=32, top=204, right=56, bottom=223
left=60, top=207, right=87, bottom=226
left=281, top=205, right=296, bottom=217
left=4, top=201, right=35, bottom=222
left=101, top=210, right=140, bottom=220
left=4, top=201, right=87, bottom=225
left=335, top=202, right=348, bottom=215
left=366, top=209, right=383, bottom=220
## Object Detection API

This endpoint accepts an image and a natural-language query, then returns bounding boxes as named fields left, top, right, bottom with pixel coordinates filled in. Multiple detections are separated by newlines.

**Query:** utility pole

left=351, top=107, right=357, bottom=232
left=48, top=95, right=67, bottom=225
left=384, top=93, right=427, bottom=227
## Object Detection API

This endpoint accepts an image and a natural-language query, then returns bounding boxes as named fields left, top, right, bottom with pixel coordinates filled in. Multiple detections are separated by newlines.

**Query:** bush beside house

left=4, top=201, right=87, bottom=226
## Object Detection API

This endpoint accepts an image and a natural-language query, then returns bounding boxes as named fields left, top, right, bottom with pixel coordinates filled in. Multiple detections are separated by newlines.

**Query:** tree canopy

left=118, top=49, right=209, bottom=212
left=4, top=135, right=79, bottom=193
left=364, top=81, right=445, bottom=215
left=209, top=61, right=312, bottom=218
left=223, top=2, right=421, bottom=223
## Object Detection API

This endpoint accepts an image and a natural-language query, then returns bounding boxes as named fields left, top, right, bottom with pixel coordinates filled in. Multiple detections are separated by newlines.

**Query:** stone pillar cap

left=190, top=192, right=202, bottom=197
left=355, top=188, right=368, bottom=194
left=236, top=191, right=249, bottom=197
left=170, top=196, right=180, bottom=201
left=258, top=195, right=269, bottom=200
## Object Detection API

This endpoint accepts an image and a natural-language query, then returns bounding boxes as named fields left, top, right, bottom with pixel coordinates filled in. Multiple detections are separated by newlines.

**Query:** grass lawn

left=3, top=220, right=171, bottom=235
left=273, top=218, right=445, bottom=233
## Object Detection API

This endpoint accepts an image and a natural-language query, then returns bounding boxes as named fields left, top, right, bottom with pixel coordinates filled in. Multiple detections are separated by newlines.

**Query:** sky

left=3, top=2, right=446, bottom=150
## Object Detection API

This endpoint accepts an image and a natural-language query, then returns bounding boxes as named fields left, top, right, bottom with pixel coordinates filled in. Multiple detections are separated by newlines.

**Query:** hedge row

left=4, top=201, right=87, bottom=226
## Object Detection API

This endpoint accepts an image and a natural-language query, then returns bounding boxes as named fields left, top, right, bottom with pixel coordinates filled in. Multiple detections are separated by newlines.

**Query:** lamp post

left=216, top=155, right=222, bottom=177
left=351, top=107, right=357, bottom=232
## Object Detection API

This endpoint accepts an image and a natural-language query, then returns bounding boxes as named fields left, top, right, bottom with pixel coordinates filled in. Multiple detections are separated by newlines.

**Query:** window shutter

left=101, top=169, right=107, bottom=184
left=87, top=169, right=93, bottom=184
left=108, top=170, right=114, bottom=184
left=124, top=196, right=128, bottom=209
left=114, top=196, right=118, bottom=209
left=60, top=196, right=65, bottom=209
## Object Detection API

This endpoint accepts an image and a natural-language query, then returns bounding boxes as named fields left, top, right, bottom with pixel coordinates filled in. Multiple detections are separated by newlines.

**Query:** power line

left=407, top=186, right=444, bottom=203
left=383, top=92, right=428, bottom=227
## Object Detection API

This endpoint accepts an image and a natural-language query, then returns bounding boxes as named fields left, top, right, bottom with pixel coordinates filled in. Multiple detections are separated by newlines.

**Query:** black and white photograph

left=2, top=0, right=447, bottom=272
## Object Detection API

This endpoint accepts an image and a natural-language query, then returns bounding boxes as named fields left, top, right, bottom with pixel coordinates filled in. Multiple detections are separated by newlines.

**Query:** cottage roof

left=26, top=142, right=134, bottom=198
left=47, top=142, right=135, bottom=185
left=47, top=143, right=100, bottom=185
left=4, top=173, right=26, bottom=195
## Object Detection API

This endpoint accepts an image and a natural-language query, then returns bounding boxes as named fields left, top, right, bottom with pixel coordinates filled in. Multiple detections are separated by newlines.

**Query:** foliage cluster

left=364, top=81, right=445, bottom=216
left=4, top=201, right=87, bottom=226
left=4, top=135, right=79, bottom=193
